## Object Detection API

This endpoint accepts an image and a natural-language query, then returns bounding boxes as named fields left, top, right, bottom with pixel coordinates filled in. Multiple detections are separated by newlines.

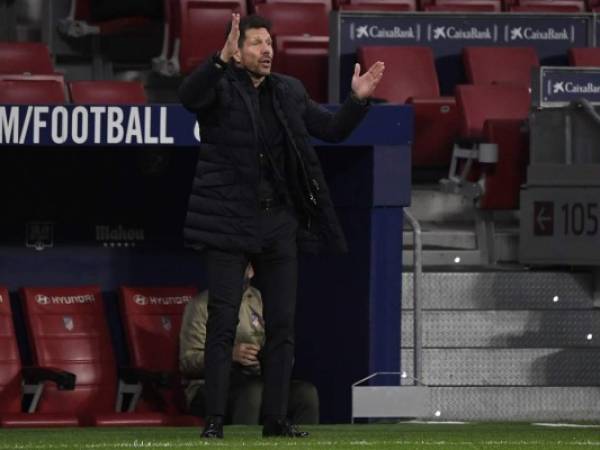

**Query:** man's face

left=235, top=27, right=273, bottom=77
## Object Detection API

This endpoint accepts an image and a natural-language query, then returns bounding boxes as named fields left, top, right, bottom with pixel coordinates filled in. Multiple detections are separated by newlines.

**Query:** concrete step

left=401, top=310, right=600, bottom=348
left=400, top=348, right=600, bottom=386
left=401, top=272, right=593, bottom=309
left=420, top=386, right=600, bottom=421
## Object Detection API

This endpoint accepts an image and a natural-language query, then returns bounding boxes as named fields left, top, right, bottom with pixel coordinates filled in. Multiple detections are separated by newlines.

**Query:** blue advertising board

left=0, top=104, right=199, bottom=147
left=0, top=104, right=410, bottom=246
left=0, top=104, right=409, bottom=147
left=533, top=66, right=600, bottom=108
left=330, top=12, right=593, bottom=100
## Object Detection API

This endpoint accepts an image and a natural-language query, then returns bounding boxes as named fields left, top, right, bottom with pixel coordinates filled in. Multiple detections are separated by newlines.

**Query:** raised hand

left=220, top=13, right=240, bottom=62
left=351, top=61, right=385, bottom=100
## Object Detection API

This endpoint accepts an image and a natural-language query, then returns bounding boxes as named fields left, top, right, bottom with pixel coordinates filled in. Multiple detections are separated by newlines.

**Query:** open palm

left=351, top=61, right=385, bottom=99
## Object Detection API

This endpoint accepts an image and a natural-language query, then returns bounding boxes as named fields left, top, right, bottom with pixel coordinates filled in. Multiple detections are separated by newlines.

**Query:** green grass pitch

left=1, top=423, right=599, bottom=449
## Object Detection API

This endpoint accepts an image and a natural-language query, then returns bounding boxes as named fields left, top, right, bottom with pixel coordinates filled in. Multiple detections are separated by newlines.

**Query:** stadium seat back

left=179, top=0, right=247, bottom=74
left=434, top=0, right=501, bottom=8
left=69, top=81, right=148, bottom=104
left=464, top=46, right=539, bottom=87
left=0, top=76, right=67, bottom=104
left=424, top=2, right=498, bottom=10
left=515, top=0, right=585, bottom=10
left=358, top=46, right=439, bottom=102
left=254, top=3, right=328, bottom=37
left=0, top=287, right=21, bottom=414
left=274, top=36, right=329, bottom=103
left=456, top=84, right=531, bottom=140
left=21, top=286, right=116, bottom=415
left=339, top=0, right=416, bottom=10
left=0, top=42, right=54, bottom=75
left=264, top=0, right=333, bottom=12
left=509, top=3, right=583, bottom=11
left=119, top=286, right=198, bottom=372
left=569, top=48, right=600, bottom=66
left=119, top=286, right=201, bottom=423
left=480, top=119, right=529, bottom=209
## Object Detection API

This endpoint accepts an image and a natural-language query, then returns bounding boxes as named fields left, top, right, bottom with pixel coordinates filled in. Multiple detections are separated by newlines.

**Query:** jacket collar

left=229, top=64, right=273, bottom=91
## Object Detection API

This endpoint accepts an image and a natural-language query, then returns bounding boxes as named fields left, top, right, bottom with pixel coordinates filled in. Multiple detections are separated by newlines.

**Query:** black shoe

left=262, top=418, right=309, bottom=438
left=201, top=416, right=224, bottom=439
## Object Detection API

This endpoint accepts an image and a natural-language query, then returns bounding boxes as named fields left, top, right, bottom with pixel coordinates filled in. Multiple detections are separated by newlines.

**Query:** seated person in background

left=179, top=265, right=319, bottom=425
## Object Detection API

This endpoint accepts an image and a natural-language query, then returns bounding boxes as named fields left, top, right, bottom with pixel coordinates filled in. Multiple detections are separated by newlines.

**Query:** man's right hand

left=220, top=13, right=240, bottom=63
left=233, top=342, right=260, bottom=366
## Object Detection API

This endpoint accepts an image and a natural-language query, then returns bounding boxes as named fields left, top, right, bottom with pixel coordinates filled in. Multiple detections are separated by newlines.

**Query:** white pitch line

left=533, top=423, right=600, bottom=429
left=1, top=438, right=600, bottom=449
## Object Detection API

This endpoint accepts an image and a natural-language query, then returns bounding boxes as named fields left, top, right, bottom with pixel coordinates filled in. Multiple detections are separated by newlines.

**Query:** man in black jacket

left=178, top=13, right=384, bottom=439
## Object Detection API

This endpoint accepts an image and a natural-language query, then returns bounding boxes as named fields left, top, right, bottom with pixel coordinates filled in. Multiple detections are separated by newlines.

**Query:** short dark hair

left=225, top=14, right=272, bottom=48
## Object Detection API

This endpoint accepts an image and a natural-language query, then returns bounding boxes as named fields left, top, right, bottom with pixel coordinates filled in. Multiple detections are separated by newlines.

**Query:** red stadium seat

left=499, top=0, right=586, bottom=9
left=119, top=286, right=202, bottom=426
left=21, top=286, right=166, bottom=426
left=358, top=46, right=439, bottom=102
left=254, top=3, right=328, bottom=37
left=509, top=3, right=583, bottom=10
left=516, top=0, right=585, bottom=9
left=340, top=2, right=414, bottom=8
left=340, top=2, right=415, bottom=9
left=433, top=0, right=501, bottom=9
left=443, top=85, right=531, bottom=210
left=0, top=42, right=54, bottom=75
left=59, top=0, right=159, bottom=37
left=569, top=48, right=600, bottom=66
left=0, top=75, right=67, bottom=104
left=0, top=287, right=79, bottom=428
left=479, top=118, right=529, bottom=210
left=338, top=0, right=416, bottom=10
left=69, top=81, right=148, bottom=104
left=274, top=36, right=329, bottom=103
left=179, top=0, right=247, bottom=74
left=249, top=0, right=333, bottom=13
left=358, top=46, right=459, bottom=167
left=424, top=2, right=499, bottom=10
left=0, top=289, right=21, bottom=422
left=463, top=46, right=539, bottom=88
left=264, top=0, right=332, bottom=12
left=456, top=84, right=530, bottom=140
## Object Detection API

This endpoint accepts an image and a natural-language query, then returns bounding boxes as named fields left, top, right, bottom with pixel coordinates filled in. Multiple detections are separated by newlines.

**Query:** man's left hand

left=351, top=61, right=385, bottom=100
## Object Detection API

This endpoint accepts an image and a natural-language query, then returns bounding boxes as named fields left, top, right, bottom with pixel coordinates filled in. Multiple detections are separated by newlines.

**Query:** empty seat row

left=0, top=285, right=201, bottom=427
left=59, top=0, right=599, bottom=28
left=151, top=0, right=595, bottom=80
left=359, top=46, right=600, bottom=170
left=360, top=45, right=532, bottom=210
left=0, top=76, right=147, bottom=105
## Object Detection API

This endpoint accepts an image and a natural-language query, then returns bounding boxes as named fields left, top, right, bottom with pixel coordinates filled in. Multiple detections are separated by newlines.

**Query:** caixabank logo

left=547, top=79, right=600, bottom=95
left=349, top=23, right=420, bottom=41
left=506, top=25, right=574, bottom=43
left=427, top=25, right=497, bottom=42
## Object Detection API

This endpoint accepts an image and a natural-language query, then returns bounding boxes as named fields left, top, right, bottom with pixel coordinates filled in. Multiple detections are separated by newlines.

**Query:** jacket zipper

left=271, top=84, right=319, bottom=230
left=282, top=123, right=317, bottom=207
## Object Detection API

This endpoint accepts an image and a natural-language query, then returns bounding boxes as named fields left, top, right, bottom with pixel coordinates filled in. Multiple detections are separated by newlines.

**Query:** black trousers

left=203, top=206, right=298, bottom=418
left=190, top=367, right=320, bottom=425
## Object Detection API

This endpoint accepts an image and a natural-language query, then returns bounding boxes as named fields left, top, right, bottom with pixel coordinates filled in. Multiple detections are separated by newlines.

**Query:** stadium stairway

left=403, top=185, right=520, bottom=267
left=400, top=270, right=600, bottom=421
left=401, top=188, right=600, bottom=421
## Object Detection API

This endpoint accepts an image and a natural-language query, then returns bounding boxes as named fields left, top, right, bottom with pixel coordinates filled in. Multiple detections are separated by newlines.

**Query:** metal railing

left=404, top=209, right=423, bottom=385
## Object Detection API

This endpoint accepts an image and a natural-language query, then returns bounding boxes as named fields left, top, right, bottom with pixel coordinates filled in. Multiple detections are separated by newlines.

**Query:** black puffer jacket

left=178, top=58, right=369, bottom=254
